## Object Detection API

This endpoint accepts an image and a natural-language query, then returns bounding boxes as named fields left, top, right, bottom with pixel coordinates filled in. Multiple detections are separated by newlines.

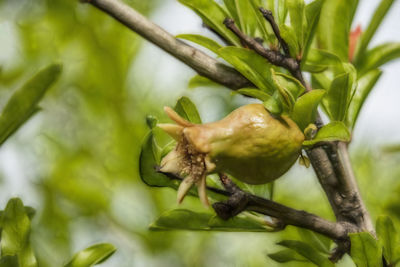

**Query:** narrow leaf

left=291, top=89, right=326, bottom=131
left=1, top=198, right=37, bottom=267
left=324, top=72, right=351, bottom=121
left=217, top=47, right=274, bottom=94
left=357, top=43, right=400, bottom=75
left=188, top=75, right=221, bottom=89
left=268, top=249, right=307, bottom=263
left=237, top=88, right=272, bottom=102
left=287, top=0, right=305, bottom=54
left=376, top=215, right=398, bottom=265
left=318, top=0, right=358, bottom=61
left=347, top=69, right=382, bottom=129
left=302, top=0, right=324, bottom=61
left=176, top=34, right=222, bottom=54
left=178, top=0, right=241, bottom=46
left=302, top=121, right=351, bottom=146
left=349, top=232, right=383, bottom=267
left=149, top=209, right=268, bottom=232
left=64, top=243, right=116, bottom=267
left=355, top=0, right=395, bottom=62
left=0, top=64, right=62, bottom=146
left=174, top=96, right=202, bottom=124
left=277, top=240, right=334, bottom=266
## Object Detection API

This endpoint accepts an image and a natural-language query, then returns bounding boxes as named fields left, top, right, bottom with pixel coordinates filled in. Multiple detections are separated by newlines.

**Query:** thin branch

left=223, top=18, right=308, bottom=89
left=83, top=0, right=252, bottom=90
left=259, top=7, right=290, bottom=56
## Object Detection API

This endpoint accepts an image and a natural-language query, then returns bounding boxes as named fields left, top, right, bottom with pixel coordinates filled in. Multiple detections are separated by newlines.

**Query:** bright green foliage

left=376, top=216, right=400, bottom=265
left=357, top=43, right=400, bottom=75
left=350, top=232, right=383, bottom=267
left=291, top=89, right=325, bottom=131
left=0, top=64, right=61, bottom=146
left=150, top=209, right=269, bottom=232
left=318, top=0, right=358, bottom=61
left=0, top=198, right=37, bottom=267
left=274, top=240, right=333, bottom=266
left=302, top=121, right=351, bottom=146
left=64, top=244, right=116, bottom=267
left=174, top=96, right=202, bottom=124
left=354, top=0, right=396, bottom=63
left=176, top=34, right=222, bottom=54
left=217, top=47, right=275, bottom=93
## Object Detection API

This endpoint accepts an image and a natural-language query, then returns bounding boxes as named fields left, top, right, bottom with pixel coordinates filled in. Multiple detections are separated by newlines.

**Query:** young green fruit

left=158, top=103, right=304, bottom=206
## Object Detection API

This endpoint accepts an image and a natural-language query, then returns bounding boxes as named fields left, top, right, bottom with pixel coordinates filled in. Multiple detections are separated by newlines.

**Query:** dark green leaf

left=178, top=0, right=241, bottom=46
left=0, top=256, right=19, bottom=267
left=324, top=72, right=351, bottom=121
left=354, top=0, right=395, bottom=62
left=349, top=232, right=383, bottom=267
left=297, top=228, right=331, bottom=254
left=1, top=198, right=37, bottom=267
left=376, top=215, right=397, bottom=265
left=64, top=243, right=116, bottom=267
left=347, top=69, right=382, bottom=129
left=174, top=96, right=202, bottom=124
left=217, top=47, right=274, bottom=94
left=277, top=240, right=334, bottom=266
left=149, top=209, right=268, bottom=232
left=357, top=43, right=400, bottom=75
left=176, top=34, right=222, bottom=54
left=318, top=0, right=358, bottom=61
left=302, top=0, right=324, bottom=61
left=139, top=132, right=177, bottom=187
left=268, top=249, right=307, bottom=263
left=280, top=24, right=300, bottom=58
left=291, top=89, right=326, bottom=131
left=287, top=0, right=305, bottom=53
left=302, top=121, right=351, bottom=146
left=237, top=88, right=272, bottom=102
left=0, top=64, right=62, bottom=146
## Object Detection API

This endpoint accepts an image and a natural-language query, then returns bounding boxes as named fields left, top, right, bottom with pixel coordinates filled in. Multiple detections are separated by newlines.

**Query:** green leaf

left=174, top=96, right=202, bottom=124
left=303, top=49, right=342, bottom=73
left=149, top=209, right=268, bottom=232
left=318, top=0, right=358, bottom=61
left=0, top=256, right=19, bottom=267
left=237, top=88, right=272, bottom=102
left=268, top=249, right=308, bottom=263
left=263, top=94, right=283, bottom=116
left=64, top=243, right=116, bottom=267
left=139, top=132, right=177, bottom=188
left=188, top=75, right=221, bottom=89
left=280, top=24, right=300, bottom=58
left=277, top=240, right=334, bottom=266
left=302, top=0, right=324, bottom=61
left=271, top=70, right=305, bottom=112
left=354, top=0, right=395, bottom=63
left=1, top=198, right=37, bottom=267
left=178, top=0, right=241, bottom=46
left=347, top=69, right=382, bottom=129
left=287, top=0, right=305, bottom=54
left=376, top=215, right=398, bottom=265
left=176, top=34, right=222, bottom=54
left=291, top=89, right=326, bottom=130
left=357, top=43, right=400, bottom=75
left=217, top=47, right=274, bottom=94
left=297, top=228, right=331, bottom=254
left=0, top=64, right=62, bottom=146
left=302, top=121, right=351, bottom=146
left=349, top=232, right=383, bottom=267
left=235, top=0, right=258, bottom=37
left=323, top=72, right=351, bottom=121
left=146, top=115, right=158, bottom=129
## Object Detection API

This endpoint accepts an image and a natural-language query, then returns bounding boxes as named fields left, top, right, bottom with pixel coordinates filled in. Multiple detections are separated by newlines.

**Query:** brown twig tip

left=223, top=18, right=235, bottom=27
left=259, top=7, right=272, bottom=18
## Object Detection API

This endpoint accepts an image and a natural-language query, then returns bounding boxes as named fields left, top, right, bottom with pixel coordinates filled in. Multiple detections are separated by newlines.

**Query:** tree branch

left=82, top=0, right=252, bottom=90
left=83, top=0, right=374, bottom=247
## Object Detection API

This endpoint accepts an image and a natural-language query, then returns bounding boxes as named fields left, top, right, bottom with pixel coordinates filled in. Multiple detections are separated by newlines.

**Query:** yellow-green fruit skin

left=184, top=104, right=304, bottom=184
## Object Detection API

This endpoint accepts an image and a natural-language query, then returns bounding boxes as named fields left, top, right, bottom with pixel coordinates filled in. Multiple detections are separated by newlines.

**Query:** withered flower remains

left=158, top=104, right=304, bottom=206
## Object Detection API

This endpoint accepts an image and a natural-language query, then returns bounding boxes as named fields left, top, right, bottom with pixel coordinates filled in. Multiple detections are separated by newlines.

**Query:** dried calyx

left=158, top=104, right=304, bottom=206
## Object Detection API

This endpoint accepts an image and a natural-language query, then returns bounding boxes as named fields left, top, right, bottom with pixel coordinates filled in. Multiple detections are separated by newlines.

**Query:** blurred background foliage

left=0, top=0, right=400, bottom=266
